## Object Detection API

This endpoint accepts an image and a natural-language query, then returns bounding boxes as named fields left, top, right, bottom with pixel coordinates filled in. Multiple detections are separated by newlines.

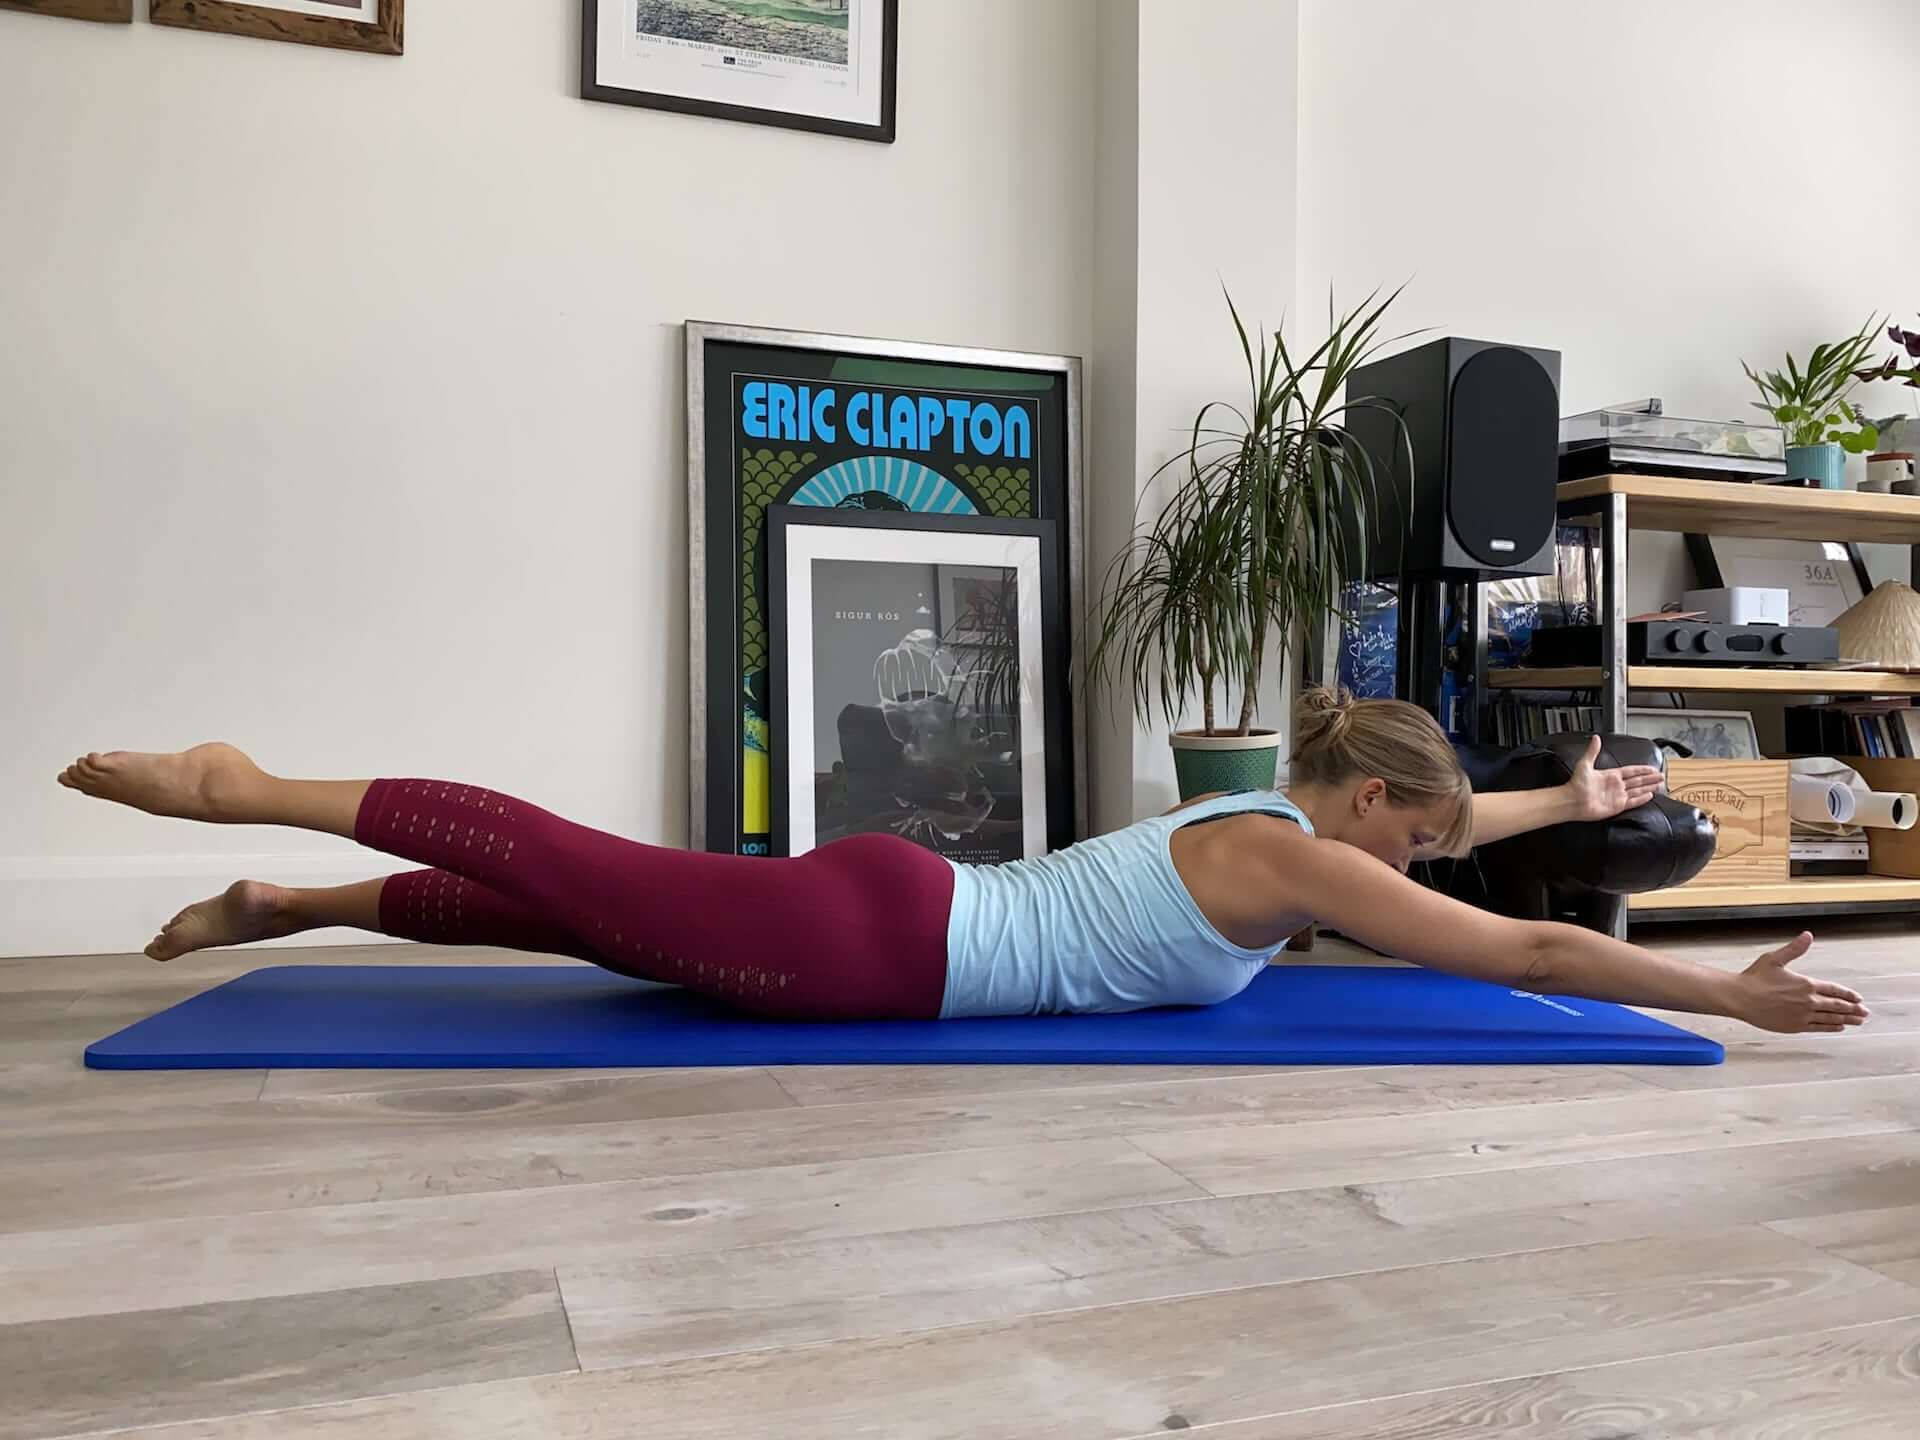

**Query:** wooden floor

left=5, top=924, right=1920, bottom=1438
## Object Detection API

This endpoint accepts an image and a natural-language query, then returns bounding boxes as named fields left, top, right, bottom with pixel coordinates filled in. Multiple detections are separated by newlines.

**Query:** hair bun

left=1298, top=685, right=1354, bottom=733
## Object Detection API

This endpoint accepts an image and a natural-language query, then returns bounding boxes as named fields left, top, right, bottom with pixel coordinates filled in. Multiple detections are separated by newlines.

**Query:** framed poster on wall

left=149, top=0, right=403, bottom=53
left=687, top=321, right=1084, bottom=857
left=766, top=508, right=1068, bottom=861
left=0, top=1, right=132, bottom=22
left=583, top=0, right=897, bottom=142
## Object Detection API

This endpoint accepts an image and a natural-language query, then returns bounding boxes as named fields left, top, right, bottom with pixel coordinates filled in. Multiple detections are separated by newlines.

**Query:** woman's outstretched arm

left=1432, top=737, right=1664, bottom=855
left=1262, top=826, right=1869, bottom=1034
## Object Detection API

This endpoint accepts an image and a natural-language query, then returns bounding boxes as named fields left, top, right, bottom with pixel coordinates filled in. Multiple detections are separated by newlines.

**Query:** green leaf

left=1085, top=284, right=1414, bottom=728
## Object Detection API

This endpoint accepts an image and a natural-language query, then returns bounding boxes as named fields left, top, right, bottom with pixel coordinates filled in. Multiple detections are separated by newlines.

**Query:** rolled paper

left=1853, top=789, right=1918, bottom=830
left=1791, top=775, right=1858, bottom=826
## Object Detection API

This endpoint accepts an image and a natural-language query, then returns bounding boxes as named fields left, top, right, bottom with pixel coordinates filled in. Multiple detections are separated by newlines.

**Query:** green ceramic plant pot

left=1785, top=442, right=1845, bottom=490
left=1170, top=729, right=1282, bottom=800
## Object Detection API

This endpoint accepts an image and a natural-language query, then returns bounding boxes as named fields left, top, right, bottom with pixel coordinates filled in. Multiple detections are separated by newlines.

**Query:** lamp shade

left=1835, top=580, right=1920, bottom=670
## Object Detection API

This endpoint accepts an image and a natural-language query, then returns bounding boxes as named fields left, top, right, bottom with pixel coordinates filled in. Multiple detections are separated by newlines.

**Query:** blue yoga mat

left=84, top=964, right=1722, bottom=1069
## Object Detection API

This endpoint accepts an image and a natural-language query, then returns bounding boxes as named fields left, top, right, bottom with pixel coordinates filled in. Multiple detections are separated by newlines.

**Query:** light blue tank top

left=939, top=790, right=1314, bottom=1018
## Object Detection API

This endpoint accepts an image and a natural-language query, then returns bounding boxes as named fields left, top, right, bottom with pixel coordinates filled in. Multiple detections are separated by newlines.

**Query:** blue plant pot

left=1785, top=443, right=1845, bottom=490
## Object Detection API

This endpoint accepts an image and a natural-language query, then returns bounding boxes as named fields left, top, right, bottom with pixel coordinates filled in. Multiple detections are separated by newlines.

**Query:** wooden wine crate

left=1665, top=758, right=1789, bottom=887
left=1847, top=757, right=1920, bottom=879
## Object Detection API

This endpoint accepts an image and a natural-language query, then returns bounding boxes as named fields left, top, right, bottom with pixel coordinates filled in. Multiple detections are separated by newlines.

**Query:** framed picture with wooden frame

left=149, top=0, right=403, bottom=55
left=0, top=0, right=131, bottom=22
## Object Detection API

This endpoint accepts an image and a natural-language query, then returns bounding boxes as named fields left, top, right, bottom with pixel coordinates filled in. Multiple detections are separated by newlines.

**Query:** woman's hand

left=1566, top=736, right=1663, bottom=822
left=1732, top=932, right=1871, bottom=1034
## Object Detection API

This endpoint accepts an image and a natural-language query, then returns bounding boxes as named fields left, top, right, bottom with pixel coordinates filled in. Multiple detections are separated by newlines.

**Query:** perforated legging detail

left=356, top=779, right=953, bottom=1020
left=378, top=868, right=602, bottom=964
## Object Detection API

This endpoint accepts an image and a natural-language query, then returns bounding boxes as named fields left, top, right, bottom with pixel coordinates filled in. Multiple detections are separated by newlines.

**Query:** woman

left=55, top=689, right=1867, bottom=1035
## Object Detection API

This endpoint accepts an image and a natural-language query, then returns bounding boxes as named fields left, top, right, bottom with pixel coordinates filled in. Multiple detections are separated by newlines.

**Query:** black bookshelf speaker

left=1341, top=336, right=1562, bottom=581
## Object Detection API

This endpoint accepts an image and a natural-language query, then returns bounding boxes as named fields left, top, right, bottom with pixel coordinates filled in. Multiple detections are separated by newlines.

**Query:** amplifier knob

left=1693, top=629, right=1725, bottom=656
left=1772, top=631, right=1796, bottom=656
left=1665, top=628, right=1688, bottom=653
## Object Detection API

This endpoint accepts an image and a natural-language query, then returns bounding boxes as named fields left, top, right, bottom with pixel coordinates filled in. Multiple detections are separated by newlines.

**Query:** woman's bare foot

left=145, top=880, right=306, bottom=962
left=56, top=743, right=269, bottom=824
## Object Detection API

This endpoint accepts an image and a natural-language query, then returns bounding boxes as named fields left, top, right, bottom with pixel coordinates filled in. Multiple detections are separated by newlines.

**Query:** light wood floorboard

left=4, top=923, right=1919, bottom=1438
left=558, top=1130, right=1920, bottom=1369
left=1773, top=1203, right=1920, bottom=1288
left=58, top=1229, right=1920, bottom=1440
left=1131, top=1071, right=1920, bottom=1196
left=0, top=1271, right=576, bottom=1440
left=1108, top=1315, right=1920, bottom=1439
left=0, top=1061, right=1653, bottom=1233
left=0, top=1138, right=1202, bottom=1326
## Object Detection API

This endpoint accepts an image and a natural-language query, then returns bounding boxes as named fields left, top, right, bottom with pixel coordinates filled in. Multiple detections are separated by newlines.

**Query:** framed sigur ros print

left=687, top=321, right=1084, bottom=858
left=0, top=1, right=130, bottom=20
left=583, top=0, right=896, bottom=143
left=149, top=0, right=403, bottom=54
left=766, top=508, right=1068, bottom=863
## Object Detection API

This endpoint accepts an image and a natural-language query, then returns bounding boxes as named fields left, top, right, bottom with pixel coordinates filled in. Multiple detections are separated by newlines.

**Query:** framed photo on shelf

left=583, top=0, right=897, bottom=143
left=149, top=0, right=403, bottom=54
left=1686, top=534, right=1868, bottom=630
left=765, top=508, right=1069, bottom=863
left=0, top=1, right=131, bottom=22
left=685, top=320, right=1084, bottom=857
left=1623, top=707, right=1761, bottom=761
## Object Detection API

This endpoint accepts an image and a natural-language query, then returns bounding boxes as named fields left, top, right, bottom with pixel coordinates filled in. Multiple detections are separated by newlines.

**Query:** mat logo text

left=1509, top=989, right=1584, bottom=1016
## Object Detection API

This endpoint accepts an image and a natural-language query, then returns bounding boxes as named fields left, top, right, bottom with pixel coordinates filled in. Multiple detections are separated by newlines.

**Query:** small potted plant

left=1089, top=289, right=1411, bottom=799
left=1856, top=314, right=1920, bottom=460
left=1742, top=318, right=1883, bottom=488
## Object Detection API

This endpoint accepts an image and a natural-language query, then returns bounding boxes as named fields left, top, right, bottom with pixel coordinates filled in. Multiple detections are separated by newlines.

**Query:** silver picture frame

left=686, top=320, right=1085, bottom=855
left=1624, top=706, right=1761, bottom=761
left=767, top=507, right=1065, bottom=862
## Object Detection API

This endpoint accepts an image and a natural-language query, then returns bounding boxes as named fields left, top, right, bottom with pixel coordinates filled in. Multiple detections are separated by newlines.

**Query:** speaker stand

left=1395, top=577, right=1486, bottom=743
left=1396, top=579, right=1447, bottom=723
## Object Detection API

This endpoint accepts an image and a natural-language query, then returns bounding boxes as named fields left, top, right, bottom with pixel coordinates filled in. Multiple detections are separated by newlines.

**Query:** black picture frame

left=686, top=321, right=1084, bottom=858
left=767, top=507, right=1072, bottom=861
left=582, top=0, right=897, bottom=144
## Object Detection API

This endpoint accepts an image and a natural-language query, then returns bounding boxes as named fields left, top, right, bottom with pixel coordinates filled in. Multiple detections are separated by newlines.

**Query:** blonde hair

left=1291, top=687, right=1474, bottom=856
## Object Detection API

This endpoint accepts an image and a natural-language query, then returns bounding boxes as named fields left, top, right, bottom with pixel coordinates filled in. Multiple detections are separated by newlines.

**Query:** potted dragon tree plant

left=1089, top=288, right=1413, bottom=799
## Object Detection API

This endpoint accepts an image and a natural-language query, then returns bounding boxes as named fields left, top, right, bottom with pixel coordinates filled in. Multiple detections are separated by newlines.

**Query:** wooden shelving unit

left=1631, top=876, right=1920, bottom=921
left=1488, top=665, right=1920, bottom=695
left=1556, top=472, right=1920, bottom=545
left=1505, top=474, right=1920, bottom=930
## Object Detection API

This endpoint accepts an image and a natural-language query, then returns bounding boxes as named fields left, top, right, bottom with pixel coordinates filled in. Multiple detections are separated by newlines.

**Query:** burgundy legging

left=356, top=779, right=954, bottom=1020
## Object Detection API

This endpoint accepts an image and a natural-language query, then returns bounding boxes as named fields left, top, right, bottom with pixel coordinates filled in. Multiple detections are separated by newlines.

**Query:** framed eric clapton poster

left=686, top=321, right=1084, bottom=858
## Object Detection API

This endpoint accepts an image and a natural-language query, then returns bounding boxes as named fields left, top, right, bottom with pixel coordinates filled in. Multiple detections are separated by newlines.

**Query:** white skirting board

left=0, top=854, right=407, bottom=959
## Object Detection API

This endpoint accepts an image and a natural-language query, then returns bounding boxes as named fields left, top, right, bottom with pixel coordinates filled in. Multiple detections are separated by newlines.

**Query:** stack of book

left=1783, top=701, right=1920, bottom=759
left=1485, top=701, right=1604, bottom=749
left=1792, top=834, right=1871, bottom=877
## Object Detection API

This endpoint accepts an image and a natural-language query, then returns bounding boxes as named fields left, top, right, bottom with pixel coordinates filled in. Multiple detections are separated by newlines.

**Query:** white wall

left=15, top=0, right=1916, bottom=956
left=1086, top=0, right=1142, bottom=839
left=0, top=0, right=1094, bottom=955
left=1299, top=0, right=1920, bottom=614
left=1087, top=0, right=1299, bottom=831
